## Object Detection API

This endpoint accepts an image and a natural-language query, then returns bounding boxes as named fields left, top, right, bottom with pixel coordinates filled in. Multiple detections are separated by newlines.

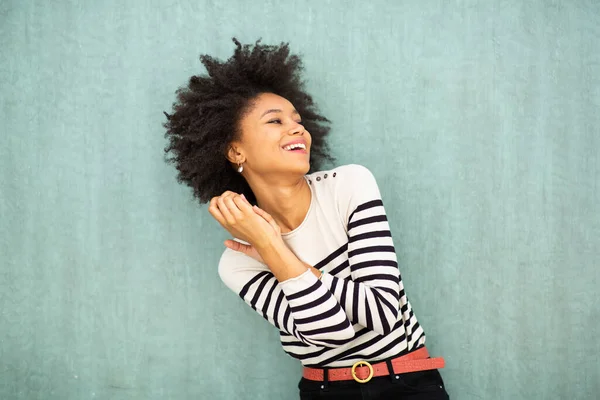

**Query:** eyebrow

left=260, top=108, right=300, bottom=118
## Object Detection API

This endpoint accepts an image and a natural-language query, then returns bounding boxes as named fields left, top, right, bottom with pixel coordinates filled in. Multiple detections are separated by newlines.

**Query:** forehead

left=248, top=92, right=295, bottom=115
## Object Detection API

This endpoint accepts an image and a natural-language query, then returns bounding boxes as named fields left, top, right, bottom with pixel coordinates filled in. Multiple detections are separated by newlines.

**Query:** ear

left=226, top=143, right=245, bottom=164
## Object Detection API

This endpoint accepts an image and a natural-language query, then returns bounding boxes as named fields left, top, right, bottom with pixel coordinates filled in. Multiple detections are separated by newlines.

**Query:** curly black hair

left=163, top=38, right=334, bottom=205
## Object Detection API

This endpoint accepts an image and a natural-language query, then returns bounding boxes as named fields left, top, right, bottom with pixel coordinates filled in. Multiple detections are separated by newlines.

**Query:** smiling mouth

left=283, top=143, right=307, bottom=151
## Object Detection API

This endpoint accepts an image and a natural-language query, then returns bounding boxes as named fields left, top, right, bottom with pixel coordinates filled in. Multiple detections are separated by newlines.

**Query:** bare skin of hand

left=208, top=191, right=322, bottom=281
left=222, top=205, right=277, bottom=263
left=208, top=191, right=280, bottom=250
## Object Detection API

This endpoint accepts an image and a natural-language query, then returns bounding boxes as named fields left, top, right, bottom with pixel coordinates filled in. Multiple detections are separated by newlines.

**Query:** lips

left=282, top=139, right=308, bottom=151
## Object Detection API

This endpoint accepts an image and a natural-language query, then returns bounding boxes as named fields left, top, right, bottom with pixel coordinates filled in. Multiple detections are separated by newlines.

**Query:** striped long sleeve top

left=218, top=164, right=426, bottom=367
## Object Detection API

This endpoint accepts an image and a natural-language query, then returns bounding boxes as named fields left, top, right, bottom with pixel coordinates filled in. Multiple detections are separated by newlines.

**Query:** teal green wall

left=1, top=1, right=599, bottom=399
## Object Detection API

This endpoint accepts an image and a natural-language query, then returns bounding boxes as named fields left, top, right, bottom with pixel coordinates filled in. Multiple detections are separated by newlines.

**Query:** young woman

left=163, top=38, right=449, bottom=400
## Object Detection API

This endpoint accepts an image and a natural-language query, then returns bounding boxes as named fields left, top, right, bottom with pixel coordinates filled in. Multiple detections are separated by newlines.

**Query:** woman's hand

left=211, top=193, right=322, bottom=280
left=208, top=191, right=281, bottom=258
left=221, top=205, right=282, bottom=263
left=222, top=239, right=264, bottom=263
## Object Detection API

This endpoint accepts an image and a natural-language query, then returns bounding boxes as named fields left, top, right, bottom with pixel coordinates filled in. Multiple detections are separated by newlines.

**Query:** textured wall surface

left=1, top=1, right=599, bottom=399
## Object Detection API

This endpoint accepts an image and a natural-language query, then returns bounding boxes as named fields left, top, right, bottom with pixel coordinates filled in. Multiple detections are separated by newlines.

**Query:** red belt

left=302, top=347, right=445, bottom=383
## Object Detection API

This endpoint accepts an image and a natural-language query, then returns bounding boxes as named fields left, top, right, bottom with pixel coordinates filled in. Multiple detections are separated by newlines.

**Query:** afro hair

left=163, top=38, right=334, bottom=205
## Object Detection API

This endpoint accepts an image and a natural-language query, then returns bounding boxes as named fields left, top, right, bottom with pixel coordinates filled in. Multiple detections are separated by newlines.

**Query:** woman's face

left=232, top=92, right=312, bottom=177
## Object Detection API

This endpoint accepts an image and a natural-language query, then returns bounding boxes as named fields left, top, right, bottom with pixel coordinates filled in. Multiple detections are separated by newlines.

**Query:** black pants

left=298, top=368, right=449, bottom=400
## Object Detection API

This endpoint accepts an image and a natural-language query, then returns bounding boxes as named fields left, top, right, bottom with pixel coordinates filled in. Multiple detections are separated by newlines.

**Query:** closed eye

left=267, top=119, right=302, bottom=124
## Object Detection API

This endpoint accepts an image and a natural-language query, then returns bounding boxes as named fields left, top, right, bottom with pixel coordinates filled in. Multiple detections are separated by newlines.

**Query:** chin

left=301, top=158, right=312, bottom=174
left=291, top=162, right=311, bottom=175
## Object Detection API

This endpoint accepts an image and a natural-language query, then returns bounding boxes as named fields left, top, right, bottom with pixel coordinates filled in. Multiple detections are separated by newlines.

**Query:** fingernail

left=241, top=194, right=246, bottom=199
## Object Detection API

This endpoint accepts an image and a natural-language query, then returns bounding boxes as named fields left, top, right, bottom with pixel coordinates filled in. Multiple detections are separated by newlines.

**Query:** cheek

left=246, top=131, right=284, bottom=159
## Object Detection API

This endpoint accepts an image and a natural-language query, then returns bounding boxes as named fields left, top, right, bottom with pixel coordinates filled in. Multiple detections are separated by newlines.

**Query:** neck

left=246, top=172, right=312, bottom=234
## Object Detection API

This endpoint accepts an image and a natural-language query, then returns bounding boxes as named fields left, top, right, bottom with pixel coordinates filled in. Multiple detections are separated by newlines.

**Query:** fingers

left=209, top=192, right=240, bottom=226
left=224, top=239, right=250, bottom=254
left=233, top=194, right=253, bottom=212
left=210, top=191, right=254, bottom=227
left=253, top=206, right=272, bottom=222
left=224, top=239, right=264, bottom=263
left=252, top=206, right=267, bottom=218
left=208, top=196, right=227, bottom=227
left=253, top=206, right=280, bottom=232
left=218, top=195, right=241, bottom=224
left=220, top=192, right=253, bottom=214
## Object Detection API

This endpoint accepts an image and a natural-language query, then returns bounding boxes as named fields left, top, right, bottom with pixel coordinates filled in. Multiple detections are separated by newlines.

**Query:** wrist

left=257, top=238, right=309, bottom=282
left=254, top=235, right=286, bottom=256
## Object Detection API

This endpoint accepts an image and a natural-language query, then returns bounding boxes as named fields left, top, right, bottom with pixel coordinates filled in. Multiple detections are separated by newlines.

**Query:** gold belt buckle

left=351, top=360, right=374, bottom=383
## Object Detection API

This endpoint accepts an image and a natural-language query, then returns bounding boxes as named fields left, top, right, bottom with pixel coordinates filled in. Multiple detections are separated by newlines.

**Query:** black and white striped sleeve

left=218, top=249, right=356, bottom=348
left=321, top=164, right=401, bottom=335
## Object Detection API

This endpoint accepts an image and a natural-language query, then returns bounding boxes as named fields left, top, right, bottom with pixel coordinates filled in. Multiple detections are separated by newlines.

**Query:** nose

left=289, top=121, right=305, bottom=135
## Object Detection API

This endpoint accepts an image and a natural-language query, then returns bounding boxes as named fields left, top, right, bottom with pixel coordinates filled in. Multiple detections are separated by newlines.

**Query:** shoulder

left=310, top=163, right=379, bottom=194
left=336, top=164, right=377, bottom=185
left=307, top=163, right=373, bottom=179
left=335, top=163, right=374, bottom=176
left=218, top=245, right=269, bottom=295
left=306, top=164, right=377, bottom=189
left=307, top=164, right=382, bottom=223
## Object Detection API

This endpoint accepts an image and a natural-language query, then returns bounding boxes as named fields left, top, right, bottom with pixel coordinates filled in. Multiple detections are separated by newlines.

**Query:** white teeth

left=284, top=143, right=306, bottom=151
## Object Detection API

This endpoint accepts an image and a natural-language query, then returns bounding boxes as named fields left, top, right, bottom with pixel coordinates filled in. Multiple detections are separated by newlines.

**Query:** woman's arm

left=246, top=188, right=403, bottom=337
left=219, top=246, right=356, bottom=348
left=212, top=192, right=355, bottom=348
left=316, top=164, right=402, bottom=336
left=320, top=199, right=401, bottom=335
